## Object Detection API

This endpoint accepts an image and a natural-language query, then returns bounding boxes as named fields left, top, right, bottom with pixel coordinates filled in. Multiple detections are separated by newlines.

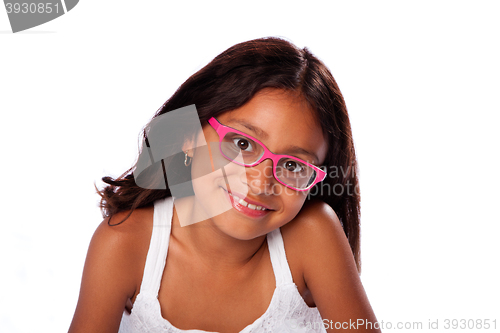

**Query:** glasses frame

left=208, top=117, right=326, bottom=191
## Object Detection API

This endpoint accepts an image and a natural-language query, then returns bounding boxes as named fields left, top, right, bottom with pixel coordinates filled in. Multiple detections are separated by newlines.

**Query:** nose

left=244, top=159, right=276, bottom=195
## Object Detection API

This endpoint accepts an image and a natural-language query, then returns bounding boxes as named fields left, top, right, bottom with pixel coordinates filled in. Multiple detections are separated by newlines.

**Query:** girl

left=69, top=37, right=380, bottom=333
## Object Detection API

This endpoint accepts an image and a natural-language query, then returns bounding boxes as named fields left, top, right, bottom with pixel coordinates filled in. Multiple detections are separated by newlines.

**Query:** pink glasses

left=208, top=117, right=326, bottom=191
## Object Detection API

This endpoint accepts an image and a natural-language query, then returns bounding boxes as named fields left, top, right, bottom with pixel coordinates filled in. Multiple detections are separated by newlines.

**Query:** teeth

left=228, top=192, right=267, bottom=211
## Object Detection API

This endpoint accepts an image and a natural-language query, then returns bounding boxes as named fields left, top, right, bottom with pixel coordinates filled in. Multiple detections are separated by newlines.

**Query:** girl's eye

left=233, top=138, right=253, bottom=152
left=283, top=160, right=304, bottom=173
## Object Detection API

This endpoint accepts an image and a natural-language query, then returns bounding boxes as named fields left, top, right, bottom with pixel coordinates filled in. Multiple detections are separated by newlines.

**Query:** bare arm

left=68, top=215, right=149, bottom=333
left=283, top=201, right=381, bottom=333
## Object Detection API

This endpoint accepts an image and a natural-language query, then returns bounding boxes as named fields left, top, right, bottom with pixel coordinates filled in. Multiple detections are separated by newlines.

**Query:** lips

left=221, top=187, right=274, bottom=218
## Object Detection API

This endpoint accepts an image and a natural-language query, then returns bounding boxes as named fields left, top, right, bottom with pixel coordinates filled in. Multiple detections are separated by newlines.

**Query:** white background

left=1, top=1, right=499, bottom=332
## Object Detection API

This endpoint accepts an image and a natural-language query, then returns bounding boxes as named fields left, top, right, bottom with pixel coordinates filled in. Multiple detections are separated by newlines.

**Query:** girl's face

left=188, top=88, right=328, bottom=240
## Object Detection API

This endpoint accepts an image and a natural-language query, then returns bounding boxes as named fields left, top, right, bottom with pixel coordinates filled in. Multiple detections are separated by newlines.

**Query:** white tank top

left=118, top=197, right=326, bottom=333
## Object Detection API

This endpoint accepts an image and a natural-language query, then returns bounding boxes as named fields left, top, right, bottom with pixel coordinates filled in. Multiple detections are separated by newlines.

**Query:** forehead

left=216, top=89, right=328, bottom=164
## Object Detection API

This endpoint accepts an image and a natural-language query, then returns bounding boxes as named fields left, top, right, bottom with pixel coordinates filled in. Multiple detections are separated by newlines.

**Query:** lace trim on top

left=118, top=197, right=326, bottom=333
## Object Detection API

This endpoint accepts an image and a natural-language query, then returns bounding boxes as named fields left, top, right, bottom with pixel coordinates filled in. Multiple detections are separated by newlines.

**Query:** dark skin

left=69, top=89, right=379, bottom=332
left=68, top=200, right=379, bottom=333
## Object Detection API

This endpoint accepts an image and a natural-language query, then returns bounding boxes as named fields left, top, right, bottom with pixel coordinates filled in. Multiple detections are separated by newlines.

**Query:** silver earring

left=184, top=151, right=192, bottom=166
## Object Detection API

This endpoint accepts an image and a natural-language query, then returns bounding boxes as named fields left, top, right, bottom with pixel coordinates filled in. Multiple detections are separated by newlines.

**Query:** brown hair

left=98, top=37, right=362, bottom=271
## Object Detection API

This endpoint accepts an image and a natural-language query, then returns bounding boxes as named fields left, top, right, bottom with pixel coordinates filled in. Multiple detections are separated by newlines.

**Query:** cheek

left=190, top=144, right=214, bottom=179
left=190, top=141, right=229, bottom=177
left=190, top=142, right=247, bottom=195
left=190, top=126, right=221, bottom=176
left=280, top=189, right=308, bottom=216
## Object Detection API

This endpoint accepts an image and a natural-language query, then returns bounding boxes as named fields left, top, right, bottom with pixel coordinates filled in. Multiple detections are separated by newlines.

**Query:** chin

left=214, top=217, right=270, bottom=241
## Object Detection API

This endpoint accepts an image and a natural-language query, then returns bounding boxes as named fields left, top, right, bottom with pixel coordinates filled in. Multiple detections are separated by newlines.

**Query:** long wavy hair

left=98, top=37, right=362, bottom=271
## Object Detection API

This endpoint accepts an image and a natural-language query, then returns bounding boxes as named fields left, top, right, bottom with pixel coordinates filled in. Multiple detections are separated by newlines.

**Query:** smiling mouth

left=227, top=191, right=269, bottom=211
left=220, top=187, right=273, bottom=216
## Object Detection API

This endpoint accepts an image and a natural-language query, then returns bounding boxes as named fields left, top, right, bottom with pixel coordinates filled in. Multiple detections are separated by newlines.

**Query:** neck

left=172, top=197, right=267, bottom=272
left=188, top=222, right=267, bottom=271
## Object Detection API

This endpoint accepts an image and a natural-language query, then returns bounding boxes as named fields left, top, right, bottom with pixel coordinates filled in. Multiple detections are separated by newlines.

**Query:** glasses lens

left=220, top=132, right=264, bottom=165
left=219, top=130, right=318, bottom=190
left=276, top=158, right=317, bottom=190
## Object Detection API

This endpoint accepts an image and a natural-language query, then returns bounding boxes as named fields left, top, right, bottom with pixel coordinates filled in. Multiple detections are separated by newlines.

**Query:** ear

left=182, top=135, right=196, bottom=157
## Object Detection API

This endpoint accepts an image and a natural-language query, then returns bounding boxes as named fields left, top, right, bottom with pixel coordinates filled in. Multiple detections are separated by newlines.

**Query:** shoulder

left=281, top=201, right=379, bottom=330
left=281, top=200, right=345, bottom=306
left=280, top=200, right=353, bottom=301
left=282, top=199, right=343, bottom=237
left=90, top=205, right=156, bottom=297
left=281, top=199, right=349, bottom=266
left=96, top=206, right=154, bottom=255
left=87, top=206, right=154, bottom=277
left=68, top=206, right=154, bottom=332
left=281, top=199, right=358, bottom=278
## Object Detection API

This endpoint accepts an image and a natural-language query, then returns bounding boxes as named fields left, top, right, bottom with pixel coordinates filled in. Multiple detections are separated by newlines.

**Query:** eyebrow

left=227, top=119, right=320, bottom=164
